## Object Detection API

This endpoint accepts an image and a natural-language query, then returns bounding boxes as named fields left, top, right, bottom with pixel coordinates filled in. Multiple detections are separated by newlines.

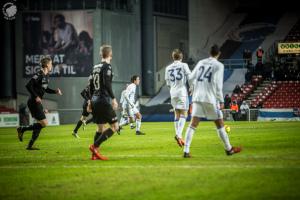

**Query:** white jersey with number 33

left=189, top=57, right=224, bottom=104
left=165, top=61, right=191, bottom=98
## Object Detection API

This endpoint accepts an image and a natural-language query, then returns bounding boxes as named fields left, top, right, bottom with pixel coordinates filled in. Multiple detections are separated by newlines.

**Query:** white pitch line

left=0, top=165, right=299, bottom=169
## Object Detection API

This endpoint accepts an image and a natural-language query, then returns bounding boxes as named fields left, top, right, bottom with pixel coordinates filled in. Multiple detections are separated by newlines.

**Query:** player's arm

left=215, top=64, right=224, bottom=108
left=184, top=63, right=192, bottom=76
left=45, top=87, right=62, bottom=95
left=124, top=87, right=134, bottom=108
left=187, top=63, right=199, bottom=86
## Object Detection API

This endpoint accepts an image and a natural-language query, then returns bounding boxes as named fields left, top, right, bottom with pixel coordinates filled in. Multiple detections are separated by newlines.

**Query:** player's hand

left=35, top=96, right=42, bottom=103
left=219, top=103, right=224, bottom=110
left=56, top=88, right=63, bottom=95
left=112, top=98, right=118, bottom=111
left=87, top=100, right=92, bottom=113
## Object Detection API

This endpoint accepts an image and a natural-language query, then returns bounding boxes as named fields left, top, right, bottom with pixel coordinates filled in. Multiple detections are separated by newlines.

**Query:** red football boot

left=89, top=144, right=108, bottom=160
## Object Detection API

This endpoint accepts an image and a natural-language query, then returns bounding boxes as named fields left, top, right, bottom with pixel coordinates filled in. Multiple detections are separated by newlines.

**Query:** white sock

left=177, top=115, right=186, bottom=139
left=174, top=118, right=179, bottom=136
left=184, top=126, right=196, bottom=153
left=217, top=127, right=232, bottom=151
left=136, top=119, right=141, bottom=131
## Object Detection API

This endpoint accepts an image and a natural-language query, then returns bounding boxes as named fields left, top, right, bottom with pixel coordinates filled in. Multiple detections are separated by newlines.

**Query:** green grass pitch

left=0, top=121, right=300, bottom=200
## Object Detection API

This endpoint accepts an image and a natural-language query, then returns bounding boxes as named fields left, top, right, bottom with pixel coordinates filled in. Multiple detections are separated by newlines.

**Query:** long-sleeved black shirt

left=89, top=62, right=115, bottom=100
left=26, top=69, right=56, bottom=99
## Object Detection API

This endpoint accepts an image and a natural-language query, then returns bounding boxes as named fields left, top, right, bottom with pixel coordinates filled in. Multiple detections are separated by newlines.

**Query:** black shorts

left=91, top=96, right=117, bottom=124
left=82, top=100, right=90, bottom=117
left=27, top=98, right=46, bottom=121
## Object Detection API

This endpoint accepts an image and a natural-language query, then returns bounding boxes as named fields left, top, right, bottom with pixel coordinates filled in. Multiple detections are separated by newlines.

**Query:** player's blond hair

left=100, top=45, right=112, bottom=59
left=172, top=49, right=183, bottom=61
left=40, top=56, right=52, bottom=68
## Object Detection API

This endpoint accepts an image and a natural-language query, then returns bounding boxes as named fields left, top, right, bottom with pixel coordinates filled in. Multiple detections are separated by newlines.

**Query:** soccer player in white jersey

left=119, top=84, right=130, bottom=128
left=183, top=44, right=242, bottom=158
left=165, top=49, right=191, bottom=147
left=124, top=75, right=145, bottom=135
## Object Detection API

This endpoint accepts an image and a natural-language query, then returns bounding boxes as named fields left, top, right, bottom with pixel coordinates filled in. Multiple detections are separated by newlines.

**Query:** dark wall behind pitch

left=14, top=8, right=141, bottom=124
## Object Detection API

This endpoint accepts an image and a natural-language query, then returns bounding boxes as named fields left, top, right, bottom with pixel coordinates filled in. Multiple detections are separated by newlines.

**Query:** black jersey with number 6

left=89, top=62, right=115, bottom=101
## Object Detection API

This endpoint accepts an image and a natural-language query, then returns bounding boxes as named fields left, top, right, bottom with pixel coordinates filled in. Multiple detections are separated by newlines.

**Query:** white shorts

left=127, top=106, right=139, bottom=117
left=191, top=102, right=223, bottom=120
left=171, top=96, right=189, bottom=111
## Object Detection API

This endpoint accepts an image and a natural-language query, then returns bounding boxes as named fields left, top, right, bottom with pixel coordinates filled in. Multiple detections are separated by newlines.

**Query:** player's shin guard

left=184, top=126, right=196, bottom=153
left=27, top=123, right=43, bottom=148
left=73, top=120, right=83, bottom=133
left=136, top=119, right=141, bottom=132
left=177, top=115, right=186, bottom=138
left=94, top=129, right=114, bottom=147
left=217, top=127, right=232, bottom=151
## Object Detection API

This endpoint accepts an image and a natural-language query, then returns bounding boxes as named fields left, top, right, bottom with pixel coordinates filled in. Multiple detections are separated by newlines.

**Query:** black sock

left=94, top=129, right=114, bottom=147
left=27, top=124, right=43, bottom=148
left=22, top=123, right=41, bottom=132
left=73, top=120, right=83, bottom=133
left=86, top=118, right=93, bottom=124
left=94, top=131, right=102, bottom=143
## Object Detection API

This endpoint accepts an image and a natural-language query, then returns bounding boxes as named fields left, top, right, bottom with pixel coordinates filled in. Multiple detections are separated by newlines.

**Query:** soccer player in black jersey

left=88, top=45, right=119, bottom=160
left=17, top=57, right=62, bottom=150
left=72, top=85, right=93, bottom=138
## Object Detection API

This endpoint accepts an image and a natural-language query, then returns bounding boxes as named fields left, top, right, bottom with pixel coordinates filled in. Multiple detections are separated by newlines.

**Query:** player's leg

left=127, top=107, right=136, bottom=129
left=214, top=118, right=241, bottom=155
left=183, top=102, right=203, bottom=157
left=210, top=104, right=241, bottom=155
left=135, top=112, right=145, bottom=135
left=177, top=109, right=187, bottom=138
left=27, top=119, right=47, bottom=150
left=89, top=101, right=118, bottom=160
left=119, top=108, right=129, bottom=127
left=174, top=109, right=186, bottom=147
left=174, top=96, right=188, bottom=146
left=183, top=116, right=199, bottom=157
left=90, top=122, right=118, bottom=160
left=72, top=115, right=87, bottom=138
left=85, top=117, right=93, bottom=125
left=174, top=109, right=179, bottom=137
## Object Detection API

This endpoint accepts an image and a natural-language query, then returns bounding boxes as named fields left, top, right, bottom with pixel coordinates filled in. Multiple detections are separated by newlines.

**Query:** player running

left=72, top=85, right=93, bottom=138
left=88, top=45, right=119, bottom=160
left=183, top=44, right=242, bottom=158
left=124, top=75, right=145, bottom=135
left=118, top=84, right=130, bottom=128
left=17, top=57, right=62, bottom=150
left=165, top=49, right=191, bottom=147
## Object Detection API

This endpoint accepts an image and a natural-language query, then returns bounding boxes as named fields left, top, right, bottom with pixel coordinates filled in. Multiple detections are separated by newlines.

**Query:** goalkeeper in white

left=183, top=44, right=242, bottom=158
left=165, top=49, right=191, bottom=147
left=124, top=75, right=145, bottom=135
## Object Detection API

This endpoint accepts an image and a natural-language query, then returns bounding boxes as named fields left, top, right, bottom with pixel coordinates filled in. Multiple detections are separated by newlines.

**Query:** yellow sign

left=278, top=43, right=300, bottom=54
